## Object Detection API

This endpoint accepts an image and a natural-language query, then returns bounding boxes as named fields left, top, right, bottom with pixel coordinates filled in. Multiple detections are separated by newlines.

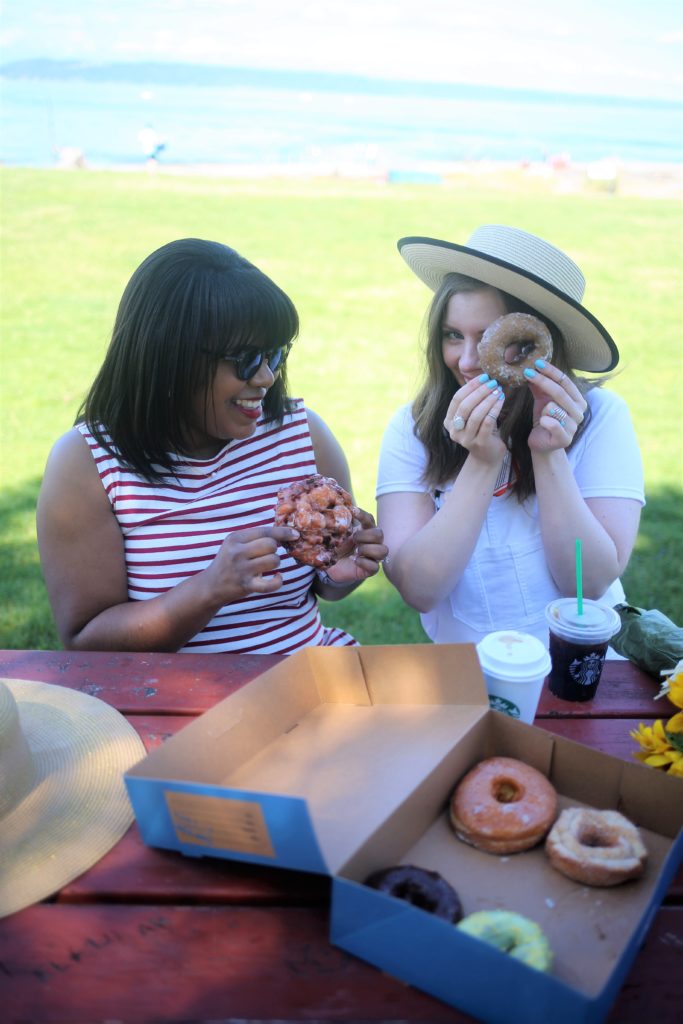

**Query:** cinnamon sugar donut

left=450, top=756, right=558, bottom=854
left=274, top=474, right=361, bottom=569
left=545, top=807, right=647, bottom=887
left=479, top=313, right=553, bottom=387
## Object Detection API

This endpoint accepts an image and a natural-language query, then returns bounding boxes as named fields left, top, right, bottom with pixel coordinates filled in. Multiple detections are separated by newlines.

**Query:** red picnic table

left=0, top=648, right=681, bottom=1023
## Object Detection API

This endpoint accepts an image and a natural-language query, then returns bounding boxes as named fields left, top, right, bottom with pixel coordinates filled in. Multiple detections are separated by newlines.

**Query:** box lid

left=126, top=643, right=489, bottom=873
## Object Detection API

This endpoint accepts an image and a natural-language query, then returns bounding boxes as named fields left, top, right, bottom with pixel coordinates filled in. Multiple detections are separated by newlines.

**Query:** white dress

left=376, top=388, right=644, bottom=648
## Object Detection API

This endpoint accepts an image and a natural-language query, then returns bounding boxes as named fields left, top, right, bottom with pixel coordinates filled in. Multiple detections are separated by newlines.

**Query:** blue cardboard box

left=124, top=643, right=683, bottom=1023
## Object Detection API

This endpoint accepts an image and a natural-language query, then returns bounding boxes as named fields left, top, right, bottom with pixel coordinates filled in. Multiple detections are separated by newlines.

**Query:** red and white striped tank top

left=78, top=400, right=356, bottom=654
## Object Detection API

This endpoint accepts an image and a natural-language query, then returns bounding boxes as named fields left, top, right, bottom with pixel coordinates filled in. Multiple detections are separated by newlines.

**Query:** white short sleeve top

left=376, top=387, right=645, bottom=647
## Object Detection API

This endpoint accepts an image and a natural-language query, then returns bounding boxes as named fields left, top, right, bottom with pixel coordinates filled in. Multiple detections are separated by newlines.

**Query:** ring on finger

left=486, top=412, right=498, bottom=421
left=549, top=404, right=568, bottom=427
left=452, top=414, right=466, bottom=431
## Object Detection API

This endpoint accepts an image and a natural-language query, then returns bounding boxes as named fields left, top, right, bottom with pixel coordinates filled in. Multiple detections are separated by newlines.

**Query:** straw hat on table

left=0, top=677, right=146, bottom=919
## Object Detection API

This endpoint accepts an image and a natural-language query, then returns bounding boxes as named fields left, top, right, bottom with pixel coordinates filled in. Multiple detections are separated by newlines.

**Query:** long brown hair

left=412, top=273, right=596, bottom=502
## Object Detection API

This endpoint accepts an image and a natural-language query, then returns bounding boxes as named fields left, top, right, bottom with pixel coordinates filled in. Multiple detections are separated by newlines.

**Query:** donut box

left=125, top=643, right=683, bottom=1024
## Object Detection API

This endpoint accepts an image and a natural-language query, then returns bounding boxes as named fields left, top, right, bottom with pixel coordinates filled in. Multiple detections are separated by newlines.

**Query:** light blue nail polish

left=535, top=358, right=546, bottom=369
left=486, top=379, right=498, bottom=389
left=478, top=373, right=490, bottom=383
left=497, top=391, right=504, bottom=400
left=524, top=368, right=536, bottom=379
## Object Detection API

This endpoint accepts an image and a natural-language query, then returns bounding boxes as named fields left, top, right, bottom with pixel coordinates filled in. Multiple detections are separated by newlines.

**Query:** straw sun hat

left=0, top=677, right=146, bottom=919
left=398, top=224, right=619, bottom=372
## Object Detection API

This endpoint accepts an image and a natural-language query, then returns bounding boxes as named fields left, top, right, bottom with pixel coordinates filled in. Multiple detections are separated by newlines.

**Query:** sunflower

left=630, top=720, right=678, bottom=768
left=656, top=658, right=683, bottom=706
left=632, top=659, right=683, bottom=775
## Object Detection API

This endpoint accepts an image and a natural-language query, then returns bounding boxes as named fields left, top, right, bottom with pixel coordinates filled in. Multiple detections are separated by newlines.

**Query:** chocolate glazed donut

left=479, top=313, right=553, bottom=387
left=365, top=864, right=463, bottom=922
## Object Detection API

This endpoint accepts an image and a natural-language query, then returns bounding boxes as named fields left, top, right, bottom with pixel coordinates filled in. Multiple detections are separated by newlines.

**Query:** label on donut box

left=124, top=643, right=683, bottom=1024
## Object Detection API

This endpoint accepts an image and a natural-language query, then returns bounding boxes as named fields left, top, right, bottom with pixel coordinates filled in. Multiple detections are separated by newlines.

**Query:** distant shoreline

left=15, top=154, right=682, bottom=200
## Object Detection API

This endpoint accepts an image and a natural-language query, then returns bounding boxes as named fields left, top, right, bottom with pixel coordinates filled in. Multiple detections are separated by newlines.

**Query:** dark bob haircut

left=79, top=238, right=299, bottom=479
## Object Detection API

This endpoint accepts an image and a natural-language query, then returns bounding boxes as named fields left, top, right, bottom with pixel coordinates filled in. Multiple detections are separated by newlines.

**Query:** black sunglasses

left=215, top=343, right=291, bottom=381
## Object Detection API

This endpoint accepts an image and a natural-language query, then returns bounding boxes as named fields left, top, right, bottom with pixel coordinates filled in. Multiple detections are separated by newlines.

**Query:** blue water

left=2, top=72, right=682, bottom=169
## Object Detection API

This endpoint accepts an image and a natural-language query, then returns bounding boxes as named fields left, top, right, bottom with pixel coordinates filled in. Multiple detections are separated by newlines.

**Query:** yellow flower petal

left=644, top=753, right=674, bottom=768
left=668, top=676, right=683, bottom=710
left=654, top=719, right=669, bottom=742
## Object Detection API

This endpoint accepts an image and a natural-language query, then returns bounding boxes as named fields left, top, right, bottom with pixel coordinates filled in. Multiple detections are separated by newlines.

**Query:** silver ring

left=486, top=412, right=498, bottom=421
left=452, top=414, right=466, bottom=432
left=549, top=405, right=568, bottom=426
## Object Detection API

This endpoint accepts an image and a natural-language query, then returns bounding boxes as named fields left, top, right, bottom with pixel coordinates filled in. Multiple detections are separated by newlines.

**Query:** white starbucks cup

left=476, top=631, right=552, bottom=724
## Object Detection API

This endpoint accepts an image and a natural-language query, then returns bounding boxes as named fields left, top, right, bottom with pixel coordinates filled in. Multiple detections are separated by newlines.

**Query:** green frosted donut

left=457, top=910, right=552, bottom=972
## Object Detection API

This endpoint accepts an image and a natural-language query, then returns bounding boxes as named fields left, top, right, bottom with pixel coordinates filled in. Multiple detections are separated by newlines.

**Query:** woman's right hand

left=207, top=526, right=300, bottom=599
left=443, top=376, right=506, bottom=461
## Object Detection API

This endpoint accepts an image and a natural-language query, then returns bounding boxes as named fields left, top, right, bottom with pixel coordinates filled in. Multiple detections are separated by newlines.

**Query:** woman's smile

left=233, top=396, right=263, bottom=420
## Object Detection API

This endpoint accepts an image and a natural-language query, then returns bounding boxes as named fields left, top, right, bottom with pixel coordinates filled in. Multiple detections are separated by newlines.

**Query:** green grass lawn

left=1, top=166, right=681, bottom=649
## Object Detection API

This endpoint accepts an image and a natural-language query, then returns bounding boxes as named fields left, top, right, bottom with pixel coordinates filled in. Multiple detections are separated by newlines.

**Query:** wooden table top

left=1, top=648, right=681, bottom=1024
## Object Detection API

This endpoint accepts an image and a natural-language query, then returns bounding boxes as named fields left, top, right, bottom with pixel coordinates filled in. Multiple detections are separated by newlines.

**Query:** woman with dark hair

left=377, top=225, right=643, bottom=648
left=37, top=238, right=386, bottom=654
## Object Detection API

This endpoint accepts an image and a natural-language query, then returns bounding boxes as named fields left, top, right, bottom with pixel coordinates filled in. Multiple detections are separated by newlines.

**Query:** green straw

left=576, top=538, right=583, bottom=616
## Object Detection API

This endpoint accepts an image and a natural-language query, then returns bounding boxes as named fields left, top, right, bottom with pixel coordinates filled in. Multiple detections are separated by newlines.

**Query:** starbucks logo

left=489, top=695, right=521, bottom=718
left=569, top=653, right=604, bottom=687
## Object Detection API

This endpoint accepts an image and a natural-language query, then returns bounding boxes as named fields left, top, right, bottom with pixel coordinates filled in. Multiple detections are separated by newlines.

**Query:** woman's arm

left=526, top=363, right=641, bottom=598
left=378, top=449, right=503, bottom=613
left=36, top=429, right=297, bottom=651
left=306, top=408, right=387, bottom=600
left=377, top=378, right=507, bottom=613
left=532, top=449, right=641, bottom=596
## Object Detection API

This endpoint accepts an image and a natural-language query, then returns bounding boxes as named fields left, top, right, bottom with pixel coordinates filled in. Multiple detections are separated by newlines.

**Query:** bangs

left=201, top=271, right=299, bottom=358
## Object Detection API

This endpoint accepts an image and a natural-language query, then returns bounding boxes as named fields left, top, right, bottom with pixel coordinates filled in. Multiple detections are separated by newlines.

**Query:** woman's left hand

left=525, top=361, right=588, bottom=452
left=324, top=509, right=388, bottom=585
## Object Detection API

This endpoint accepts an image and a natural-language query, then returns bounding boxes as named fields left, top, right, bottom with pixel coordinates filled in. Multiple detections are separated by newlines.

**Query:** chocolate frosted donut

left=479, top=313, right=553, bottom=387
left=365, top=864, right=462, bottom=922
left=274, top=474, right=361, bottom=569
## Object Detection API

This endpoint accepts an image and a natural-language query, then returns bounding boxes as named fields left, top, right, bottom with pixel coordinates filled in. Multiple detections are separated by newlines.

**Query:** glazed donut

left=545, top=807, right=648, bottom=887
left=450, top=757, right=558, bottom=855
left=274, top=474, right=361, bottom=569
left=457, top=910, right=553, bottom=972
left=478, top=313, right=553, bottom=387
left=365, top=864, right=463, bottom=922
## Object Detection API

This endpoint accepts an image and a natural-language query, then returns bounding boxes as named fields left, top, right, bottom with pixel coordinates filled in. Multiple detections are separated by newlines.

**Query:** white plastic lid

left=476, top=630, right=552, bottom=682
left=544, top=598, right=621, bottom=643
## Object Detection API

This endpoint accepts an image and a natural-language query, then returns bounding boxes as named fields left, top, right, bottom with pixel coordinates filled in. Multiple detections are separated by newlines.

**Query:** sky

left=1, top=0, right=682, bottom=101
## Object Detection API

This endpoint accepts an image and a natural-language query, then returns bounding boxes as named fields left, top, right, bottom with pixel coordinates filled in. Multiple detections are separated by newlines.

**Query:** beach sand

left=53, top=153, right=683, bottom=200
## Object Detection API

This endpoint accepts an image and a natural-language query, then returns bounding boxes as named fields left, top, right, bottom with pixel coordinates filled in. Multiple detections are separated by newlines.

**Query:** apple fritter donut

left=479, top=313, right=553, bottom=387
left=274, top=474, right=361, bottom=569
left=450, top=756, right=558, bottom=855
left=545, top=807, right=647, bottom=887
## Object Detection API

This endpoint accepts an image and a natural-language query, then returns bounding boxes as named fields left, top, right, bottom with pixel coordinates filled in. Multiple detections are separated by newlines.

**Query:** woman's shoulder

left=47, top=424, right=94, bottom=464
left=586, top=384, right=629, bottom=410
left=41, top=425, right=106, bottom=498
left=585, top=384, right=633, bottom=426
left=383, top=402, right=417, bottom=435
